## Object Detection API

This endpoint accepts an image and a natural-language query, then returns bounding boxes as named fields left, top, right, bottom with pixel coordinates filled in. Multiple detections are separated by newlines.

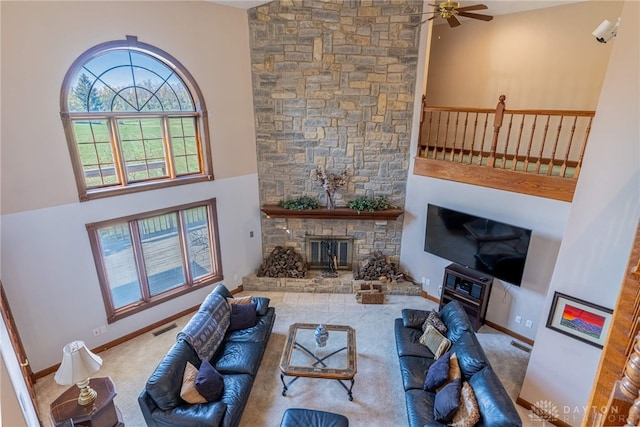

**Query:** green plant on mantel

left=279, top=195, right=319, bottom=210
left=348, top=195, right=393, bottom=213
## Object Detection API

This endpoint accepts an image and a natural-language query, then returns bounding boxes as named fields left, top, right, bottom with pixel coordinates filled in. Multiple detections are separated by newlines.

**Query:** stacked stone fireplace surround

left=242, top=0, right=423, bottom=297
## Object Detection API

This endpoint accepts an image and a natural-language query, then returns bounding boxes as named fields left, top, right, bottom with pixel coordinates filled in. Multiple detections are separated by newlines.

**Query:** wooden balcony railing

left=414, top=95, right=595, bottom=202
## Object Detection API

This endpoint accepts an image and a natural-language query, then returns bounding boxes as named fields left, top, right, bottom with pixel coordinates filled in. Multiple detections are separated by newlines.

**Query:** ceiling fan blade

left=456, top=4, right=488, bottom=12
left=457, top=11, right=494, bottom=21
left=447, top=15, right=461, bottom=27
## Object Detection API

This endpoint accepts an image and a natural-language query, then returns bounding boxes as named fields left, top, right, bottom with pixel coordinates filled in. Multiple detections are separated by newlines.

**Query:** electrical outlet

left=100, top=325, right=106, bottom=334
left=421, top=277, right=427, bottom=286
left=250, top=231, right=254, bottom=238
left=92, top=328, right=100, bottom=336
left=515, top=315, right=522, bottom=324
left=526, top=320, right=533, bottom=328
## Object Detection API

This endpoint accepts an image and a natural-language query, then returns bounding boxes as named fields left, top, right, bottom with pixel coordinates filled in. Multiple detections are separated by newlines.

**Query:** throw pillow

left=180, top=362, right=207, bottom=404
left=253, top=296, right=271, bottom=316
left=433, top=377, right=462, bottom=423
left=449, top=352, right=462, bottom=381
left=419, top=324, right=452, bottom=359
left=450, top=381, right=481, bottom=427
left=422, top=310, right=448, bottom=335
left=424, top=351, right=451, bottom=391
left=195, top=360, right=224, bottom=402
left=226, top=295, right=253, bottom=305
left=228, top=302, right=257, bottom=331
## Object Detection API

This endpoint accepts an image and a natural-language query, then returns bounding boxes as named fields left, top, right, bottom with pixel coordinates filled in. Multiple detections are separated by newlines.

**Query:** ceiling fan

left=419, top=1, right=494, bottom=27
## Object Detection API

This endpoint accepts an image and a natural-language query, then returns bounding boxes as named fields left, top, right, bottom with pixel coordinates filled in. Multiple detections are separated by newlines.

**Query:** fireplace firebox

left=305, top=236, right=353, bottom=271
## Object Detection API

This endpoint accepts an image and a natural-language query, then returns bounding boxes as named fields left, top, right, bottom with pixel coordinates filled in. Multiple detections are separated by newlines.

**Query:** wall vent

left=152, top=323, right=177, bottom=337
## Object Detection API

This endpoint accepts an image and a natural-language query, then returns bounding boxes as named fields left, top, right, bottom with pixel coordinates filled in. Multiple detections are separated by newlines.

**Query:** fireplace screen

left=306, top=236, right=353, bottom=270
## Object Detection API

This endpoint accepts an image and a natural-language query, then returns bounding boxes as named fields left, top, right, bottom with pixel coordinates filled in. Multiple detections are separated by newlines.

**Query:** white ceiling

left=208, top=0, right=587, bottom=14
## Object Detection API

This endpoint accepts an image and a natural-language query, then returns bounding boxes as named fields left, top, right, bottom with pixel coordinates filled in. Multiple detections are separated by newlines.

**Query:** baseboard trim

left=484, top=320, right=535, bottom=346
left=422, top=291, right=440, bottom=303
left=516, top=397, right=574, bottom=427
left=34, top=285, right=245, bottom=380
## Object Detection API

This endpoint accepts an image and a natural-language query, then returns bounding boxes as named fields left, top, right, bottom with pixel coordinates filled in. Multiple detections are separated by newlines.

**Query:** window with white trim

left=87, top=199, right=223, bottom=323
left=61, top=36, right=213, bottom=201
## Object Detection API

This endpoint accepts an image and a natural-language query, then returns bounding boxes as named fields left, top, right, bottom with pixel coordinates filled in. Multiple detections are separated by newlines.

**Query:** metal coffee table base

left=280, top=342, right=355, bottom=401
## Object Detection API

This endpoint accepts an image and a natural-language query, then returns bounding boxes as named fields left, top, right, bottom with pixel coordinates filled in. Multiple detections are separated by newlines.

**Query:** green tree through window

left=60, top=35, right=213, bottom=201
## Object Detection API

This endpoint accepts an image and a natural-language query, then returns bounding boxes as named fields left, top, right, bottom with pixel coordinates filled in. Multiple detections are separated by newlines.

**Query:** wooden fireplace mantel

left=260, top=205, right=404, bottom=220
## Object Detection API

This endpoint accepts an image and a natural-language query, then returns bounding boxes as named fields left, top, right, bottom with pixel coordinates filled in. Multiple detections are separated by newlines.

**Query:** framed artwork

left=546, top=291, right=613, bottom=349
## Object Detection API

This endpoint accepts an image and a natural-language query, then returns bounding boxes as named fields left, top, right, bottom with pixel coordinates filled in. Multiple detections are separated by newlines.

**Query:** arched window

left=60, top=36, right=213, bottom=201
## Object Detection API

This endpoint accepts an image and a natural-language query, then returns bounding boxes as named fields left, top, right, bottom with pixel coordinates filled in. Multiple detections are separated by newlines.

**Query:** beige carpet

left=35, top=292, right=534, bottom=426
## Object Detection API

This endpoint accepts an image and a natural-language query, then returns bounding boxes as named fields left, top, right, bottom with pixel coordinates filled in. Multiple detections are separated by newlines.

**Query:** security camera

left=592, top=18, right=620, bottom=43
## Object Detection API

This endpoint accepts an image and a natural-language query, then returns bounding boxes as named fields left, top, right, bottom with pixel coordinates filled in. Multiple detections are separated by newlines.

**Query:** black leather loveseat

left=138, top=284, right=276, bottom=427
left=395, top=300, right=521, bottom=426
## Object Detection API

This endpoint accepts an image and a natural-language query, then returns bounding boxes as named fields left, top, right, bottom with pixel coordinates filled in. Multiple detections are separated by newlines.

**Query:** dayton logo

left=529, top=400, right=560, bottom=425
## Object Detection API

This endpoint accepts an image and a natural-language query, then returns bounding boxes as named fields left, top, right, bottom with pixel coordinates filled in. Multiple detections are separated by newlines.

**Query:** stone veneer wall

left=247, top=0, right=423, bottom=269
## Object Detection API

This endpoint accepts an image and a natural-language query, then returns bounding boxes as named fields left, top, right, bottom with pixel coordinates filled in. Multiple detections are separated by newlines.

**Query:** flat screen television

left=424, top=204, right=532, bottom=286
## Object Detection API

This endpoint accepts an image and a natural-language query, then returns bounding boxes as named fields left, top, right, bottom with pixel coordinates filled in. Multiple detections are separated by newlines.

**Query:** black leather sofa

left=395, top=300, right=522, bottom=427
left=138, top=284, right=276, bottom=427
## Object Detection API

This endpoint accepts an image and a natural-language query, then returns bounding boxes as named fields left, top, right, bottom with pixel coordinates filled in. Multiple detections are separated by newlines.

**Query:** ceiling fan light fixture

left=438, top=1, right=460, bottom=19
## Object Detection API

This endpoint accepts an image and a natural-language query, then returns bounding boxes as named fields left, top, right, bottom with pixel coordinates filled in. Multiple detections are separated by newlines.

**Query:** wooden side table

left=50, top=377, right=124, bottom=427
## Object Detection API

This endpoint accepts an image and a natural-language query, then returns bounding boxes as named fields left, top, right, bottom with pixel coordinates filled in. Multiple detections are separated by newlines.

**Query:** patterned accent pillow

left=450, top=381, right=481, bottom=427
left=419, top=324, right=452, bottom=359
left=180, top=362, right=207, bottom=404
left=178, top=293, right=230, bottom=361
left=422, top=310, right=448, bottom=335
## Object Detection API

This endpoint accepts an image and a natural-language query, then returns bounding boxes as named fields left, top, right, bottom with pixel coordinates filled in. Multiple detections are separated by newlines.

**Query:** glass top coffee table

left=279, top=323, right=357, bottom=401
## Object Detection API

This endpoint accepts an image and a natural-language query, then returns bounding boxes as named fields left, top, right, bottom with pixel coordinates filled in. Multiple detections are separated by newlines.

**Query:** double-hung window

left=87, top=199, right=222, bottom=323
left=60, top=35, right=213, bottom=201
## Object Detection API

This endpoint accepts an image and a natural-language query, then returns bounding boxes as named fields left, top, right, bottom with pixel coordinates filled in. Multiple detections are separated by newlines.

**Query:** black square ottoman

left=280, top=408, right=349, bottom=427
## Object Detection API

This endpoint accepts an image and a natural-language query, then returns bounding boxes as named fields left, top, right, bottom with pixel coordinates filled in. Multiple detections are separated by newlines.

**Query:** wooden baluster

left=443, top=111, right=451, bottom=159
left=523, top=116, right=537, bottom=173
left=460, top=112, right=469, bottom=163
left=512, top=114, right=525, bottom=171
left=449, top=112, right=459, bottom=162
left=547, top=116, right=564, bottom=176
left=478, top=113, right=489, bottom=166
left=534, top=115, right=550, bottom=174
left=626, top=394, right=640, bottom=426
left=621, top=339, right=640, bottom=399
left=469, top=112, right=479, bottom=165
left=433, top=111, right=442, bottom=159
left=419, top=95, right=427, bottom=157
left=501, top=113, right=514, bottom=169
left=487, top=95, right=506, bottom=167
left=560, top=116, right=578, bottom=178
left=573, top=116, right=592, bottom=179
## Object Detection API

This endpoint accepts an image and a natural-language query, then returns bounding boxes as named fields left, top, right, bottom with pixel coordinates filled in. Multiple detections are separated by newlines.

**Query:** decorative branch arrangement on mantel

left=260, top=205, right=404, bottom=221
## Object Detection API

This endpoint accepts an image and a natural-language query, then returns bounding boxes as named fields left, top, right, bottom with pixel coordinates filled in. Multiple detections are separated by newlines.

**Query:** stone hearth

left=242, top=270, right=421, bottom=296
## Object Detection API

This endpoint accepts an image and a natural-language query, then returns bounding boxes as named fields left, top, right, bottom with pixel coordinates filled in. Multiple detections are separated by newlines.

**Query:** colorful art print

left=546, top=291, right=613, bottom=348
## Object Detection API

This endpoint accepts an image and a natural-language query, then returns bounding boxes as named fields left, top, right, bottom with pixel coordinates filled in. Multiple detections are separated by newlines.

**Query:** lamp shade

left=54, top=340, right=103, bottom=386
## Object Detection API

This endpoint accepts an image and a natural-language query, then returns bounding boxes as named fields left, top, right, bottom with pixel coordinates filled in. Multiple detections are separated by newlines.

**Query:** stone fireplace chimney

left=247, top=0, right=423, bottom=280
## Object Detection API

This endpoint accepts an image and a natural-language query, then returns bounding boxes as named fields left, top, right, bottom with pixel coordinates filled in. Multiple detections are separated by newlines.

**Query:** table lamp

left=54, top=340, right=103, bottom=406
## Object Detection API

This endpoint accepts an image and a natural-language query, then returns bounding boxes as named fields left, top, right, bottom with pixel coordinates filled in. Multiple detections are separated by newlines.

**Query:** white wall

left=1, top=175, right=262, bottom=372
left=520, top=1, right=640, bottom=424
left=0, top=1, right=263, bottom=373
left=401, top=176, right=569, bottom=340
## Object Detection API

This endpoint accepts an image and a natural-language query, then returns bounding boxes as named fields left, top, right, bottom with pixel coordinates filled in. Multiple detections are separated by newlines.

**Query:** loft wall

left=248, top=0, right=423, bottom=265
left=425, top=1, right=623, bottom=109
